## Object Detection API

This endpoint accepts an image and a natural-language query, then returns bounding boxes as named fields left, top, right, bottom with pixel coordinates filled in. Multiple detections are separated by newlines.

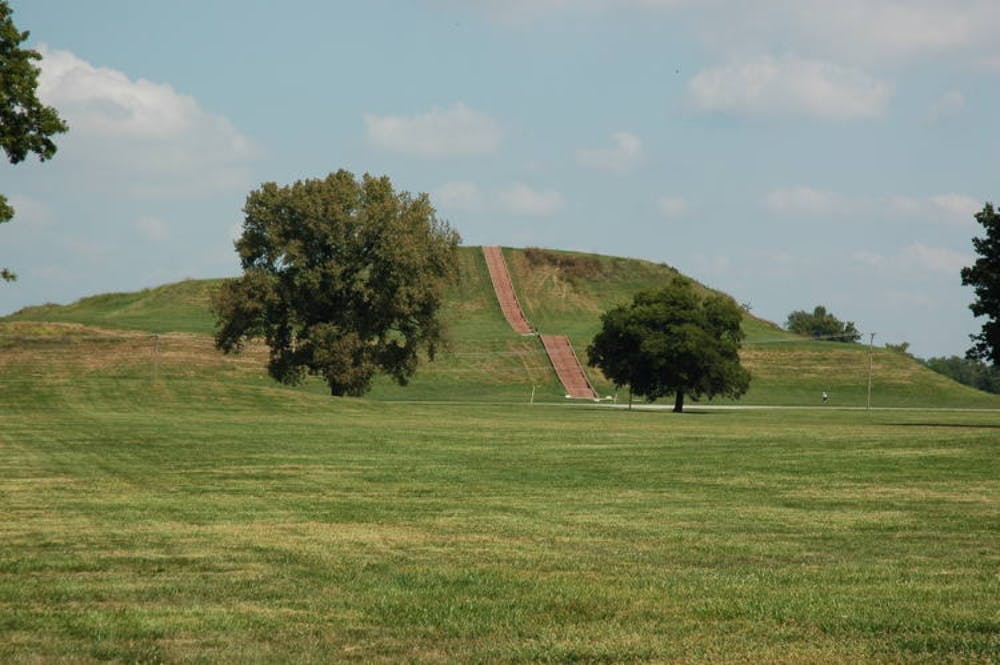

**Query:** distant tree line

left=920, top=356, right=1000, bottom=394
left=882, top=342, right=1000, bottom=394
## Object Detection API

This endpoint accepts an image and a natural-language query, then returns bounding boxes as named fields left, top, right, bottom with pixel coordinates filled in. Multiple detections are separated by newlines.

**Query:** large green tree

left=587, top=277, right=750, bottom=412
left=1, top=0, right=68, bottom=281
left=785, top=305, right=860, bottom=342
left=961, top=202, right=1000, bottom=365
left=214, top=170, right=461, bottom=396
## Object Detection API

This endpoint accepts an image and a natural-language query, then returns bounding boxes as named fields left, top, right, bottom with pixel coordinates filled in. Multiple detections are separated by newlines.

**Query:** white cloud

left=903, top=244, right=970, bottom=274
left=364, top=103, right=501, bottom=157
left=453, top=1, right=1000, bottom=69
left=926, top=90, right=965, bottom=123
left=886, top=196, right=925, bottom=218
left=655, top=196, right=687, bottom=219
left=449, top=0, right=689, bottom=24
left=135, top=216, right=169, bottom=242
left=888, top=194, right=981, bottom=225
left=36, top=47, right=257, bottom=197
left=431, top=180, right=567, bottom=217
left=851, top=243, right=971, bottom=275
left=689, top=2, right=998, bottom=68
left=765, top=188, right=981, bottom=224
left=777, top=1, right=984, bottom=64
left=765, top=186, right=846, bottom=216
left=689, top=56, right=892, bottom=120
left=433, top=181, right=485, bottom=212
left=40, top=49, right=203, bottom=139
left=497, top=183, right=566, bottom=216
left=576, top=131, right=643, bottom=173
left=851, top=249, right=887, bottom=269
left=928, top=194, right=981, bottom=222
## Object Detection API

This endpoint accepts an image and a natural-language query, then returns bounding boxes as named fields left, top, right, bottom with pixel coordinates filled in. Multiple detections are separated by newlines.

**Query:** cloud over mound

left=36, top=47, right=257, bottom=197
left=689, top=56, right=892, bottom=120
left=365, top=103, right=501, bottom=158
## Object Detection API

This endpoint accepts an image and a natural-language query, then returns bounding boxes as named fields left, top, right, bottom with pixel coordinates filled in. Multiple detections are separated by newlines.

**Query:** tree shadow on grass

left=888, top=422, right=1000, bottom=429
left=616, top=407, right=721, bottom=416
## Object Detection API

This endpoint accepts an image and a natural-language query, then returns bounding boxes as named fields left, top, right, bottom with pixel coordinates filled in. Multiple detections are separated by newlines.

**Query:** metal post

left=866, top=332, right=876, bottom=412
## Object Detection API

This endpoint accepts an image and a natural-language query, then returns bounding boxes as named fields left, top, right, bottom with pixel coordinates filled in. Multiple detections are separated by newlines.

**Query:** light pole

left=866, top=332, right=876, bottom=412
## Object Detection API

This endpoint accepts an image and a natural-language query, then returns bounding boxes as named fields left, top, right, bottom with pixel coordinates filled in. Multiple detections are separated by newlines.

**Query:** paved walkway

left=482, top=247, right=598, bottom=399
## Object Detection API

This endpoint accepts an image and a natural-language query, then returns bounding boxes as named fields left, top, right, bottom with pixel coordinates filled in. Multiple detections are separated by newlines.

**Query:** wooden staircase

left=482, top=247, right=598, bottom=400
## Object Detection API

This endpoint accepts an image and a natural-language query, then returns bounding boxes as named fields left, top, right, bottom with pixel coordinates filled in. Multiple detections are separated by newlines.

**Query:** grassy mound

left=6, top=279, right=222, bottom=334
left=3, top=246, right=998, bottom=408
left=2, top=249, right=998, bottom=663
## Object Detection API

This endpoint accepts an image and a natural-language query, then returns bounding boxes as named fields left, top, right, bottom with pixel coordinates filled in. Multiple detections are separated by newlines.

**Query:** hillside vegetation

left=2, top=248, right=998, bottom=663
left=4, top=246, right=998, bottom=408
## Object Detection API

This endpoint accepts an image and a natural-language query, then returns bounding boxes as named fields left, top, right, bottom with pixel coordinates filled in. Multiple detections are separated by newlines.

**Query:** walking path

left=482, top=246, right=534, bottom=335
left=482, top=247, right=598, bottom=400
left=539, top=334, right=599, bottom=399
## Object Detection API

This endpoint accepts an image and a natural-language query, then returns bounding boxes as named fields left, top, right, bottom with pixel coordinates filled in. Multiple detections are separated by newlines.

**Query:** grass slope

left=2, top=248, right=998, bottom=662
left=3, top=245, right=998, bottom=408
left=7, top=280, right=223, bottom=335
left=1, top=380, right=998, bottom=663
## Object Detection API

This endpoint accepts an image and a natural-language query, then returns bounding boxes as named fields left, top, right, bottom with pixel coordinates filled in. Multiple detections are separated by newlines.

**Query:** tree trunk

left=628, top=387, right=633, bottom=411
left=673, top=390, right=684, bottom=413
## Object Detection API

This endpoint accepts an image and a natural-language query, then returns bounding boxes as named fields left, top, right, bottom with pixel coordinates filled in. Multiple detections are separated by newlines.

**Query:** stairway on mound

left=539, top=334, right=598, bottom=399
left=482, top=246, right=598, bottom=400
left=482, top=245, right=534, bottom=335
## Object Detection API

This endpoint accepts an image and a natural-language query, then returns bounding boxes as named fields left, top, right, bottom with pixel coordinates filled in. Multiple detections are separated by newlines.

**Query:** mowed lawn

left=1, top=391, right=998, bottom=663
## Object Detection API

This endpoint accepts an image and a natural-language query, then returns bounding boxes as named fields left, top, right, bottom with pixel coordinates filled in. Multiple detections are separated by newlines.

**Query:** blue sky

left=3, top=0, right=999, bottom=358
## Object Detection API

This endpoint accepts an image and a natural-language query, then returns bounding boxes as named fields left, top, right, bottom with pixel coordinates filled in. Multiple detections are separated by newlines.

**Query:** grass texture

left=5, top=246, right=1000, bottom=408
left=1, top=382, right=997, bottom=663
left=1, top=245, right=998, bottom=662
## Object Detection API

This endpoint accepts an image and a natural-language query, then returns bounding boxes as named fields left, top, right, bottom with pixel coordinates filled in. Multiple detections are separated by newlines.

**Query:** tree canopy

left=785, top=305, right=860, bottom=342
left=213, top=170, right=461, bottom=396
left=922, top=355, right=1000, bottom=394
left=1, top=0, right=68, bottom=281
left=587, top=277, right=750, bottom=412
left=961, top=202, right=1000, bottom=366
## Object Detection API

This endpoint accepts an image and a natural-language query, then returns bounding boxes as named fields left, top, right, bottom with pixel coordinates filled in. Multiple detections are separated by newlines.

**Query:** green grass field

left=2, top=245, right=998, bottom=662
left=2, top=382, right=998, bottom=663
